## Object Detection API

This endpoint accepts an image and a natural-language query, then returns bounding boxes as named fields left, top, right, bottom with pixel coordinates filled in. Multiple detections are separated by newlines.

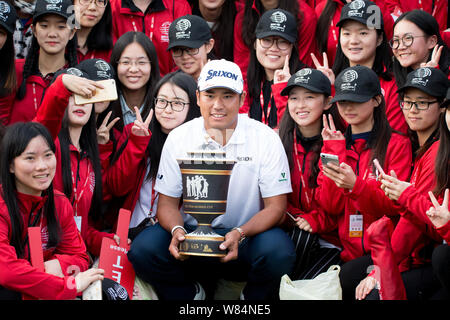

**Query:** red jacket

left=0, top=191, right=89, bottom=300
left=34, top=75, right=114, bottom=257
left=287, top=137, right=341, bottom=248
left=316, top=132, right=412, bottom=262
left=110, top=0, right=191, bottom=76
left=385, top=0, right=448, bottom=31
left=380, top=76, right=408, bottom=135
left=233, top=0, right=319, bottom=83
left=77, top=48, right=112, bottom=64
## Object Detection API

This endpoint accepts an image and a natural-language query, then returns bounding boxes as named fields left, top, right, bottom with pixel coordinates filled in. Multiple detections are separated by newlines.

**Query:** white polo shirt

left=154, top=114, right=292, bottom=229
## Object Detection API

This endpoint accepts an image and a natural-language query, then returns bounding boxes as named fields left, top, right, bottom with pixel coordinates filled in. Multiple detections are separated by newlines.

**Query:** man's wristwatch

left=232, top=227, right=246, bottom=244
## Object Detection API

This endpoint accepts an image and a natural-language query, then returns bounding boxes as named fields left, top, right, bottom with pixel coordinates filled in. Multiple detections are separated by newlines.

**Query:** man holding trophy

left=128, top=60, right=295, bottom=300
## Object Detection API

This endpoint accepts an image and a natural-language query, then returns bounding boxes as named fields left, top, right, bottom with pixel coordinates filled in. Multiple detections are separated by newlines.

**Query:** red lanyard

left=32, top=83, right=38, bottom=112
left=293, top=131, right=312, bottom=208
left=260, top=84, right=273, bottom=125
left=131, top=16, right=155, bottom=41
left=71, top=161, right=92, bottom=216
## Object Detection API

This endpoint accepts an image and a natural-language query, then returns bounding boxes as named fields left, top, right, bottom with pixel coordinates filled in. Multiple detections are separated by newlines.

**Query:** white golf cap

left=197, top=59, right=244, bottom=94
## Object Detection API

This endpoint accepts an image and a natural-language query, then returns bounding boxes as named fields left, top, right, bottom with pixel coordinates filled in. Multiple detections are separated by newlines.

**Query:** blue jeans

left=128, top=223, right=295, bottom=300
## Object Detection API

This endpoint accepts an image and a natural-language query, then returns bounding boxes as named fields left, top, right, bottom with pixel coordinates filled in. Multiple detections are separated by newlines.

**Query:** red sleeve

left=301, top=208, right=339, bottom=234
left=271, top=81, right=288, bottom=128
left=0, top=92, right=15, bottom=126
left=84, top=218, right=114, bottom=257
left=233, top=10, right=250, bottom=84
left=33, top=74, right=71, bottom=140
left=297, top=0, right=319, bottom=67
left=436, top=221, right=450, bottom=243
left=382, top=79, right=408, bottom=135
left=240, top=81, right=251, bottom=114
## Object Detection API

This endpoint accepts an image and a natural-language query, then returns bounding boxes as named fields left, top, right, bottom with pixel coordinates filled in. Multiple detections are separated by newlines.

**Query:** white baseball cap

left=197, top=59, right=244, bottom=94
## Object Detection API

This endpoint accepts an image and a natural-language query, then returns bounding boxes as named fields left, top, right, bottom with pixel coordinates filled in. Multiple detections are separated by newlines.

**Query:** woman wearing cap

left=278, top=68, right=345, bottom=280
left=110, top=0, right=191, bottom=77
left=0, top=121, right=104, bottom=300
left=350, top=68, right=449, bottom=300
left=314, top=65, right=412, bottom=299
left=0, top=0, right=78, bottom=125
left=313, top=0, right=408, bottom=135
left=0, top=1, right=17, bottom=126
left=33, top=68, right=120, bottom=258
left=234, top=0, right=318, bottom=82
left=240, top=9, right=304, bottom=129
left=105, top=71, right=201, bottom=239
left=167, top=15, right=215, bottom=81
left=74, top=0, right=113, bottom=63
left=391, top=10, right=450, bottom=89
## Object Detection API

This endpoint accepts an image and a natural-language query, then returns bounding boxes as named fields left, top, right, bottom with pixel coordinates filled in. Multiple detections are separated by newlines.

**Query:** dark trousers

left=0, top=286, right=21, bottom=300
left=128, top=223, right=296, bottom=300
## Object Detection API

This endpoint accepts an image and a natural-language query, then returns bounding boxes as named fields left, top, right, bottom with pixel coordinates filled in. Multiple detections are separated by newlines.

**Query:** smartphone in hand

left=74, top=79, right=118, bottom=105
left=320, top=153, right=340, bottom=167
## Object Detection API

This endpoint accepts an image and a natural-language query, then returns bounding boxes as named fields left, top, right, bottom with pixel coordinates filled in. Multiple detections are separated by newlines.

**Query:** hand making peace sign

left=311, top=52, right=336, bottom=86
left=420, top=45, right=443, bottom=69
left=427, top=189, right=450, bottom=229
left=97, top=111, right=120, bottom=145
left=131, top=107, right=153, bottom=137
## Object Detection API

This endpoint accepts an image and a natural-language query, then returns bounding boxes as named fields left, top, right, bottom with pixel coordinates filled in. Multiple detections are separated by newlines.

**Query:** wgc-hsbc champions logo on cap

left=340, top=70, right=358, bottom=91
left=66, top=68, right=83, bottom=77
left=176, top=19, right=191, bottom=32
left=349, top=0, right=365, bottom=10
left=411, top=67, right=432, bottom=87
left=46, top=0, right=63, bottom=12
left=294, top=68, right=312, bottom=84
left=0, top=1, right=10, bottom=22
left=270, top=11, right=287, bottom=24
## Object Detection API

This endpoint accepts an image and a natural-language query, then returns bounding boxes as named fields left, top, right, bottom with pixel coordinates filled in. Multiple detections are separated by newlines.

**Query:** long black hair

left=433, top=107, right=450, bottom=195
left=0, top=122, right=61, bottom=258
left=0, top=25, right=17, bottom=96
left=241, top=0, right=301, bottom=50
left=316, top=0, right=345, bottom=55
left=109, top=31, right=160, bottom=132
left=81, top=2, right=113, bottom=53
left=392, top=10, right=450, bottom=88
left=16, top=15, right=78, bottom=100
left=58, top=102, right=103, bottom=222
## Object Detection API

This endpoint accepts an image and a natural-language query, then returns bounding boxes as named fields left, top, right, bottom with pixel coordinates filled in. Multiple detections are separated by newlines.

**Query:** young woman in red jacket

left=240, top=9, right=304, bottom=129
left=313, top=0, right=408, bottom=135
left=0, top=122, right=104, bottom=300
left=34, top=69, right=119, bottom=258
left=357, top=67, right=448, bottom=300
left=105, top=71, right=201, bottom=239
left=2, top=0, right=78, bottom=125
left=234, top=0, right=318, bottom=82
left=110, top=0, right=191, bottom=76
left=74, top=0, right=113, bottom=63
left=278, top=68, right=345, bottom=280
left=391, top=10, right=450, bottom=89
left=315, top=66, right=412, bottom=300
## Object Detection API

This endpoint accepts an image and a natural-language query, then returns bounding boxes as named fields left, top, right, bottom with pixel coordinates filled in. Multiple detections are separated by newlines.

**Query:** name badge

left=74, top=216, right=82, bottom=233
left=349, top=215, right=363, bottom=238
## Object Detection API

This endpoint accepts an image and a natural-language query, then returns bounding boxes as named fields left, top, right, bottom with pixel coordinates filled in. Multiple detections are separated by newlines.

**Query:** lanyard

left=331, top=20, right=338, bottom=46
left=260, top=83, right=273, bottom=125
left=293, top=132, right=312, bottom=208
left=32, top=83, right=38, bottom=112
left=149, top=178, right=157, bottom=216
left=71, top=160, right=92, bottom=216
left=131, top=15, right=155, bottom=41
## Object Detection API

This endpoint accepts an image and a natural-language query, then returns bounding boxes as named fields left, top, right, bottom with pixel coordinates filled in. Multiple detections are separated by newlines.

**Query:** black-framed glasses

left=78, top=0, right=108, bottom=7
left=154, top=98, right=189, bottom=112
left=389, top=34, right=427, bottom=49
left=171, top=47, right=200, bottom=57
left=259, top=37, right=291, bottom=50
left=400, top=100, right=438, bottom=110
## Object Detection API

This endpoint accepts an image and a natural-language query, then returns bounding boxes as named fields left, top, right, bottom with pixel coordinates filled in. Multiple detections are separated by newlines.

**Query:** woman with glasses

left=391, top=9, right=449, bottom=89
left=74, top=0, right=113, bottom=63
left=167, top=15, right=215, bottom=81
left=240, top=9, right=304, bottom=129
left=104, top=71, right=200, bottom=238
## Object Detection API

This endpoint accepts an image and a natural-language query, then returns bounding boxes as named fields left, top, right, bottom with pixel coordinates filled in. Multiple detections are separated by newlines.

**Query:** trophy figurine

left=177, top=149, right=236, bottom=257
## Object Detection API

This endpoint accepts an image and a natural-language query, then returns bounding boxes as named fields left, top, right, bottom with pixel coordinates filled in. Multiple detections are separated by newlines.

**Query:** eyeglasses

left=171, top=47, right=200, bottom=57
left=78, top=0, right=108, bottom=7
left=259, top=37, right=291, bottom=50
left=400, top=100, right=438, bottom=110
left=154, top=98, right=189, bottom=112
left=389, top=34, right=427, bottom=49
left=117, top=59, right=150, bottom=69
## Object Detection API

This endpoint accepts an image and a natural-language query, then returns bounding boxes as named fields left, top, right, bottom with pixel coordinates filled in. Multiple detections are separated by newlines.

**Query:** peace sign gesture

left=311, top=52, right=335, bottom=85
left=131, top=106, right=153, bottom=137
left=97, top=111, right=120, bottom=145
left=426, top=189, right=450, bottom=229
left=274, top=54, right=291, bottom=84
left=321, top=114, right=344, bottom=141
left=420, top=45, right=443, bottom=69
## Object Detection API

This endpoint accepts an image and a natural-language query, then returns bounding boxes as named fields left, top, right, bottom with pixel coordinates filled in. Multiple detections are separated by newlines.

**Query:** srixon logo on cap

left=411, top=68, right=431, bottom=87
left=348, top=0, right=365, bottom=17
left=340, top=70, right=358, bottom=92
left=270, top=11, right=287, bottom=32
left=294, top=68, right=312, bottom=84
left=205, top=69, right=238, bottom=81
left=175, top=19, right=191, bottom=40
left=95, top=60, right=112, bottom=79
left=0, top=1, right=10, bottom=22
left=46, top=0, right=63, bottom=12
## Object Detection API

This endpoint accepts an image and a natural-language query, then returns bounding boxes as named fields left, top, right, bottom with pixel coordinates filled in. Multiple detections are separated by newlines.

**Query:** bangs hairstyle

left=109, top=31, right=160, bottom=132
left=0, top=122, right=61, bottom=258
left=0, top=26, right=17, bottom=96
left=392, top=10, right=450, bottom=88
left=83, top=1, right=113, bottom=52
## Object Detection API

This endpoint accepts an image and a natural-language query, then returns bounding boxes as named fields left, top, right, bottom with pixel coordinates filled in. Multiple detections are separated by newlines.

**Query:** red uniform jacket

left=77, top=48, right=112, bottom=64
left=287, top=137, right=341, bottom=248
left=0, top=191, right=89, bottom=300
left=34, top=75, right=114, bottom=257
left=316, top=132, right=412, bottom=262
left=110, top=0, right=191, bottom=76
left=380, top=76, right=408, bottom=135
left=233, top=0, right=319, bottom=83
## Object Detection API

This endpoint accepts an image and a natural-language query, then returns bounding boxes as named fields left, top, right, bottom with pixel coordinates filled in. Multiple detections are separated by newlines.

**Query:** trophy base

left=179, top=234, right=226, bottom=258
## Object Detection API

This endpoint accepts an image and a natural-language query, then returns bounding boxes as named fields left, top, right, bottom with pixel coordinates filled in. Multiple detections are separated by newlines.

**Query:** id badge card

left=349, top=215, right=363, bottom=238
left=74, top=216, right=82, bottom=233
